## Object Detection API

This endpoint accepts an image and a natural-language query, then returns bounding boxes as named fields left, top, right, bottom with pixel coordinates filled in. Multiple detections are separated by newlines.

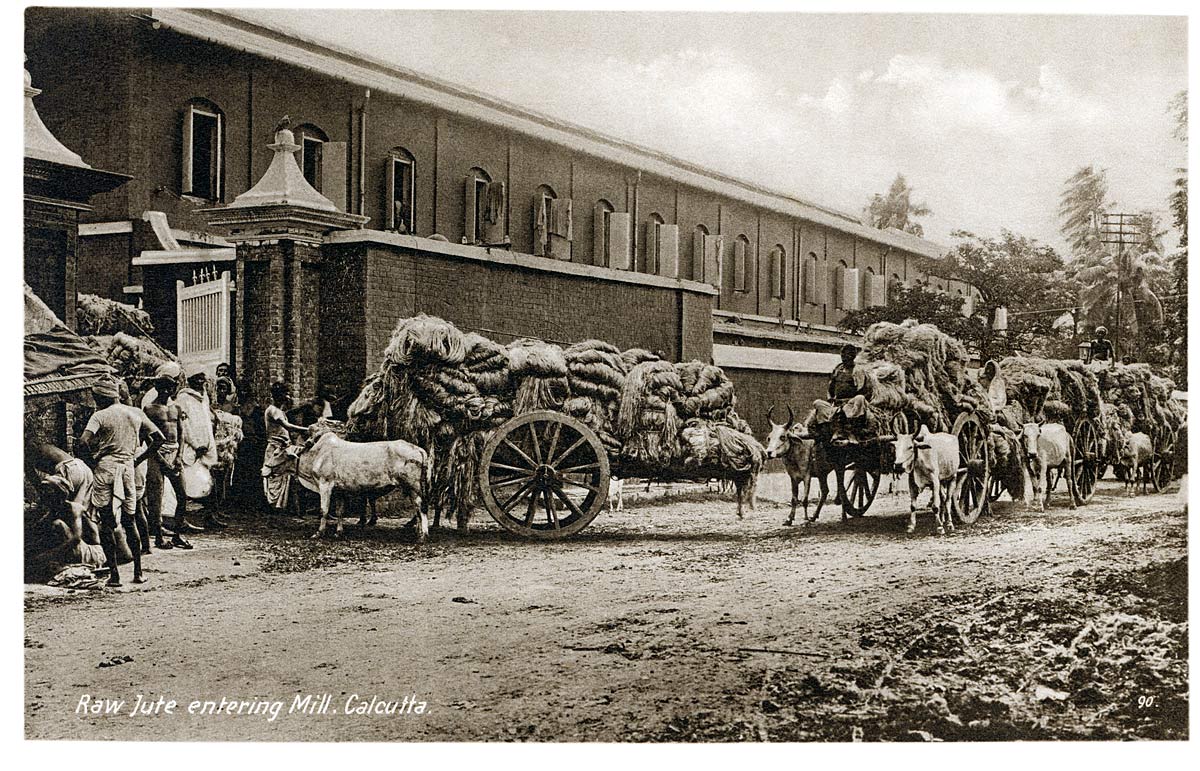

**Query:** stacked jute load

left=855, top=319, right=994, bottom=432
left=84, top=332, right=179, bottom=396
left=1089, top=362, right=1184, bottom=437
left=998, top=357, right=1102, bottom=428
left=77, top=293, right=155, bottom=338
left=345, top=314, right=764, bottom=521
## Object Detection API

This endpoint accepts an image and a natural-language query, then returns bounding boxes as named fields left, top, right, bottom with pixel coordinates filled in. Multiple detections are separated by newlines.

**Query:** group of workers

left=25, top=364, right=347, bottom=586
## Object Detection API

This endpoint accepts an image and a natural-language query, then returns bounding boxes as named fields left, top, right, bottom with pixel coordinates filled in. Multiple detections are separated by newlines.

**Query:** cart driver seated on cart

left=826, top=343, right=872, bottom=443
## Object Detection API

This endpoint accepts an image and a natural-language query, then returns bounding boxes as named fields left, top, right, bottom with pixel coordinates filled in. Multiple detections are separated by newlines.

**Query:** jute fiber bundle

left=617, top=360, right=683, bottom=467
left=858, top=319, right=991, bottom=432
left=506, top=338, right=570, bottom=415
left=1000, top=356, right=1102, bottom=425
left=564, top=340, right=627, bottom=443
left=77, top=294, right=155, bottom=338
left=84, top=332, right=178, bottom=396
left=462, top=333, right=511, bottom=396
left=674, top=361, right=737, bottom=420
left=620, top=348, right=660, bottom=372
left=679, top=418, right=766, bottom=474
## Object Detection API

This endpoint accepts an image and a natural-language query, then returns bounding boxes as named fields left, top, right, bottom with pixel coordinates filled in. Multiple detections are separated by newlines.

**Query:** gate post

left=201, top=122, right=367, bottom=404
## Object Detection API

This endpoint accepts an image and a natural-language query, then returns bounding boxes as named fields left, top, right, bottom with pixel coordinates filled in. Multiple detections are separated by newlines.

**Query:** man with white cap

left=78, top=377, right=165, bottom=586
left=177, top=368, right=229, bottom=530
left=143, top=362, right=194, bottom=549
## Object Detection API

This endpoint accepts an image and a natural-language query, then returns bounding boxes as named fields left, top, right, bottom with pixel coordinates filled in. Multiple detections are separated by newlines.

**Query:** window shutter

left=463, top=175, right=477, bottom=243
left=733, top=239, right=747, bottom=291
left=642, top=222, right=659, bottom=274
left=548, top=199, right=573, bottom=260
left=658, top=224, right=679, bottom=278
left=843, top=268, right=861, bottom=310
left=703, top=234, right=720, bottom=287
left=215, top=113, right=223, bottom=200
left=814, top=260, right=828, bottom=305
left=770, top=249, right=783, bottom=299
left=803, top=259, right=815, bottom=304
left=692, top=231, right=705, bottom=281
left=607, top=212, right=631, bottom=270
left=182, top=105, right=195, bottom=195
left=386, top=158, right=397, bottom=229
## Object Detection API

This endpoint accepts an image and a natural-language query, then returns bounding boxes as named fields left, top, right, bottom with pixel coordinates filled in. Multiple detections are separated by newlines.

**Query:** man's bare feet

left=132, top=575, right=146, bottom=584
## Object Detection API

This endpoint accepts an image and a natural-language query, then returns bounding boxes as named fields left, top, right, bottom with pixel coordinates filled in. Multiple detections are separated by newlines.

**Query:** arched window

left=386, top=147, right=416, bottom=233
left=769, top=244, right=786, bottom=300
left=593, top=199, right=615, bottom=265
left=833, top=259, right=849, bottom=309
left=533, top=184, right=557, bottom=257
left=733, top=235, right=751, bottom=292
left=465, top=166, right=504, bottom=245
left=292, top=123, right=328, bottom=191
left=181, top=98, right=225, bottom=201
left=643, top=212, right=665, bottom=274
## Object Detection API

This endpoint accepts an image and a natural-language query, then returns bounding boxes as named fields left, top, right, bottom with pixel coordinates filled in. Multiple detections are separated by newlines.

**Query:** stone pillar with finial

left=24, top=64, right=129, bottom=331
left=201, top=120, right=367, bottom=402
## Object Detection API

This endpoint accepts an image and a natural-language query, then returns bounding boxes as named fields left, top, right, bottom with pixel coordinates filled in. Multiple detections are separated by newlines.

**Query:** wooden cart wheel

left=1071, top=417, right=1100, bottom=504
left=951, top=412, right=989, bottom=525
left=1150, top=429, right=1177, bottom=493
left=478, top=411, right=610, bottom=540
left=836, top=460, right=880, bottom=518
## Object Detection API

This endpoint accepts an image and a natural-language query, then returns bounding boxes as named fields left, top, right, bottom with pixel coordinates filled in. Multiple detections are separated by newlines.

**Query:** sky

left=238, top=10, right=1188, bottom=254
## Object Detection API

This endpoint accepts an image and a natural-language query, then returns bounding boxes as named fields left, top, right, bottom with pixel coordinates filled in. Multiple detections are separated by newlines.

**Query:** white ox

left=893, top=425, right=960, bottom=536
left=1021, top=422, right=1077, bottom=511
left=1119, top=431, right=1153, bottom=495
left=764, top=405, right=833, bottom=526
left=298, top=432, right=432, bottom=541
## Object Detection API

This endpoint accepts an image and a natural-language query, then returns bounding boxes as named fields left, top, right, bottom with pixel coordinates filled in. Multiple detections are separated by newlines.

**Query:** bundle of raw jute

left=563, top=339, right=626, bottom=445
left=674, top=361, right=737, bottom=420
left=617, top=359, right=683, bottom=467
left=507, top=338, right=570, bottom=415
left=76, top=294, right=155, bottom=338
left=620, top=347, right=660, bottom=372
left=462, top=333, right=511, bottom=396
left=679, top=418, right=766, bottom=474
left=857, top=319, right=993, bottom=431
left=1000, top=356, right=1102, bottom=425
left=84, top=332, right=178, bottom=397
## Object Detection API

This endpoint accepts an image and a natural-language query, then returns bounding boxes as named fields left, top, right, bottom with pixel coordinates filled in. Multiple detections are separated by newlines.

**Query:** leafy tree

left=1076, top=249, right=1165, bottom=349
left=862, top=174, right=932, bottom=237
left=1058, top=166, right=1111, bottom=260
left=840, top=231, right=1078, bottom=361
left=1167, top=89, right=1187, bottom=385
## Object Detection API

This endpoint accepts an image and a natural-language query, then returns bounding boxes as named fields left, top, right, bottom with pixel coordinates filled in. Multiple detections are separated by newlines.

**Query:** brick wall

left=24, top=200, right=77, bottom=331
left=77, top=232, right=133, bottom=300
left=320, top=240, right=715, bottom=395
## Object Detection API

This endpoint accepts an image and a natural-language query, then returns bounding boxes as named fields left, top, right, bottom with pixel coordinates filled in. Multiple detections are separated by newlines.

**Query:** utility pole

left=1098, top=212, right=1142, bottom=361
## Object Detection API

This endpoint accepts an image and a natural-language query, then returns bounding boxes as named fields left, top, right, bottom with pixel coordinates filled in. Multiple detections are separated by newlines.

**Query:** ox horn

left=767, top=405, right=777, bottom=425
left=787, top=405, right=795, bottom=426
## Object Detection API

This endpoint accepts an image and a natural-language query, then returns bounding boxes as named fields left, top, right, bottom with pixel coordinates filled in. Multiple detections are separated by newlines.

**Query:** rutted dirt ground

left=25, top=474, right=1187, bottom=742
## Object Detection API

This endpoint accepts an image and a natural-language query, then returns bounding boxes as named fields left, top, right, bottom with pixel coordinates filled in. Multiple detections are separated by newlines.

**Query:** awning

left=24, top=284, right=110, bottom=398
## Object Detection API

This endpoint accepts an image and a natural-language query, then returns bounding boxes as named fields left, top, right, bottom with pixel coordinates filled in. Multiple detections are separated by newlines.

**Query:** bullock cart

left=987, top=357, right=1104, bottom=506
left=810, top=320, right=993, bottom=524
left=476, top=409, right=761, bottom=540
left=345, top=315, right=765, bottom=541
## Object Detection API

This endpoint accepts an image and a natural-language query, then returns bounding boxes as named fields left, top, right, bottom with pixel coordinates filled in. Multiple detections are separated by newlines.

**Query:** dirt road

left=25, top=476, right=1188, bottom=741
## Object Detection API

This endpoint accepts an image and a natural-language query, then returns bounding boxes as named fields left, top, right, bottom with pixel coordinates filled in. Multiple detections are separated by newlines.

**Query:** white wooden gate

left=176, top=268, right=231, bottom=377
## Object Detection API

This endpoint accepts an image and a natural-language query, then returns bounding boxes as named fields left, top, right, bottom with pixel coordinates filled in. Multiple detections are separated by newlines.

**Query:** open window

left=464, top=167, right=505, bottom=245
left=386, top=147, right=416, bottom=233
left=642, top=213, right=665, bottom=274
left=181, top=99, right=224, bottom=201
left=292, top=124, right=328, bottom=191
left=533, top=184, right=557, bottom=257
left=594, top=199, right=615, bottom=266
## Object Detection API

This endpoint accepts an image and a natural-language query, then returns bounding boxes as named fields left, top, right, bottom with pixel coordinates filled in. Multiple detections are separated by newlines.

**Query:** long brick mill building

left=24, top=7, right=980, bottom=435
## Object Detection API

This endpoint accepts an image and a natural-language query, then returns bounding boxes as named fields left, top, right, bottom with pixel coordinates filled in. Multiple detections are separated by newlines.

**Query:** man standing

left=143, top=368, right=194, bottom=550
left=177, top=370, right=229, bottom=530
left=78, top=378, right=165, bottom=586
left=1090, top=326, right=1114, bottom=363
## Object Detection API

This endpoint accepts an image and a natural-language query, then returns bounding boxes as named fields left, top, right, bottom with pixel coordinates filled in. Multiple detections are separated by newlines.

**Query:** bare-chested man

left=143, top=371, right=193, bottom=550
left=79, top=378, right=165, bottom=586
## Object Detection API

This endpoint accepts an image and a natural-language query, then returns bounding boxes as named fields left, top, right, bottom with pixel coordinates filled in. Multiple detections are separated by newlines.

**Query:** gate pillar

left=201, top=122, right=367, bottom=404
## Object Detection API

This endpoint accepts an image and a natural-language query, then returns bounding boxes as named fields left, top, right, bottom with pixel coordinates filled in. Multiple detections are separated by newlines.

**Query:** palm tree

left=1077, top=248, right=1165, bottom=352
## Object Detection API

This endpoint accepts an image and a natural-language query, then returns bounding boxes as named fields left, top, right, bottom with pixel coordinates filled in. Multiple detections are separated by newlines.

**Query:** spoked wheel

left=952, top=412, right=990, bottom=525
left=836, top=461, right=880, bottom=518
left=1071, top=417, right=1100, bottom=504
left=478, top=411, right=610, bottom=539
left=1150, top=429, right=1177, bottom=493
